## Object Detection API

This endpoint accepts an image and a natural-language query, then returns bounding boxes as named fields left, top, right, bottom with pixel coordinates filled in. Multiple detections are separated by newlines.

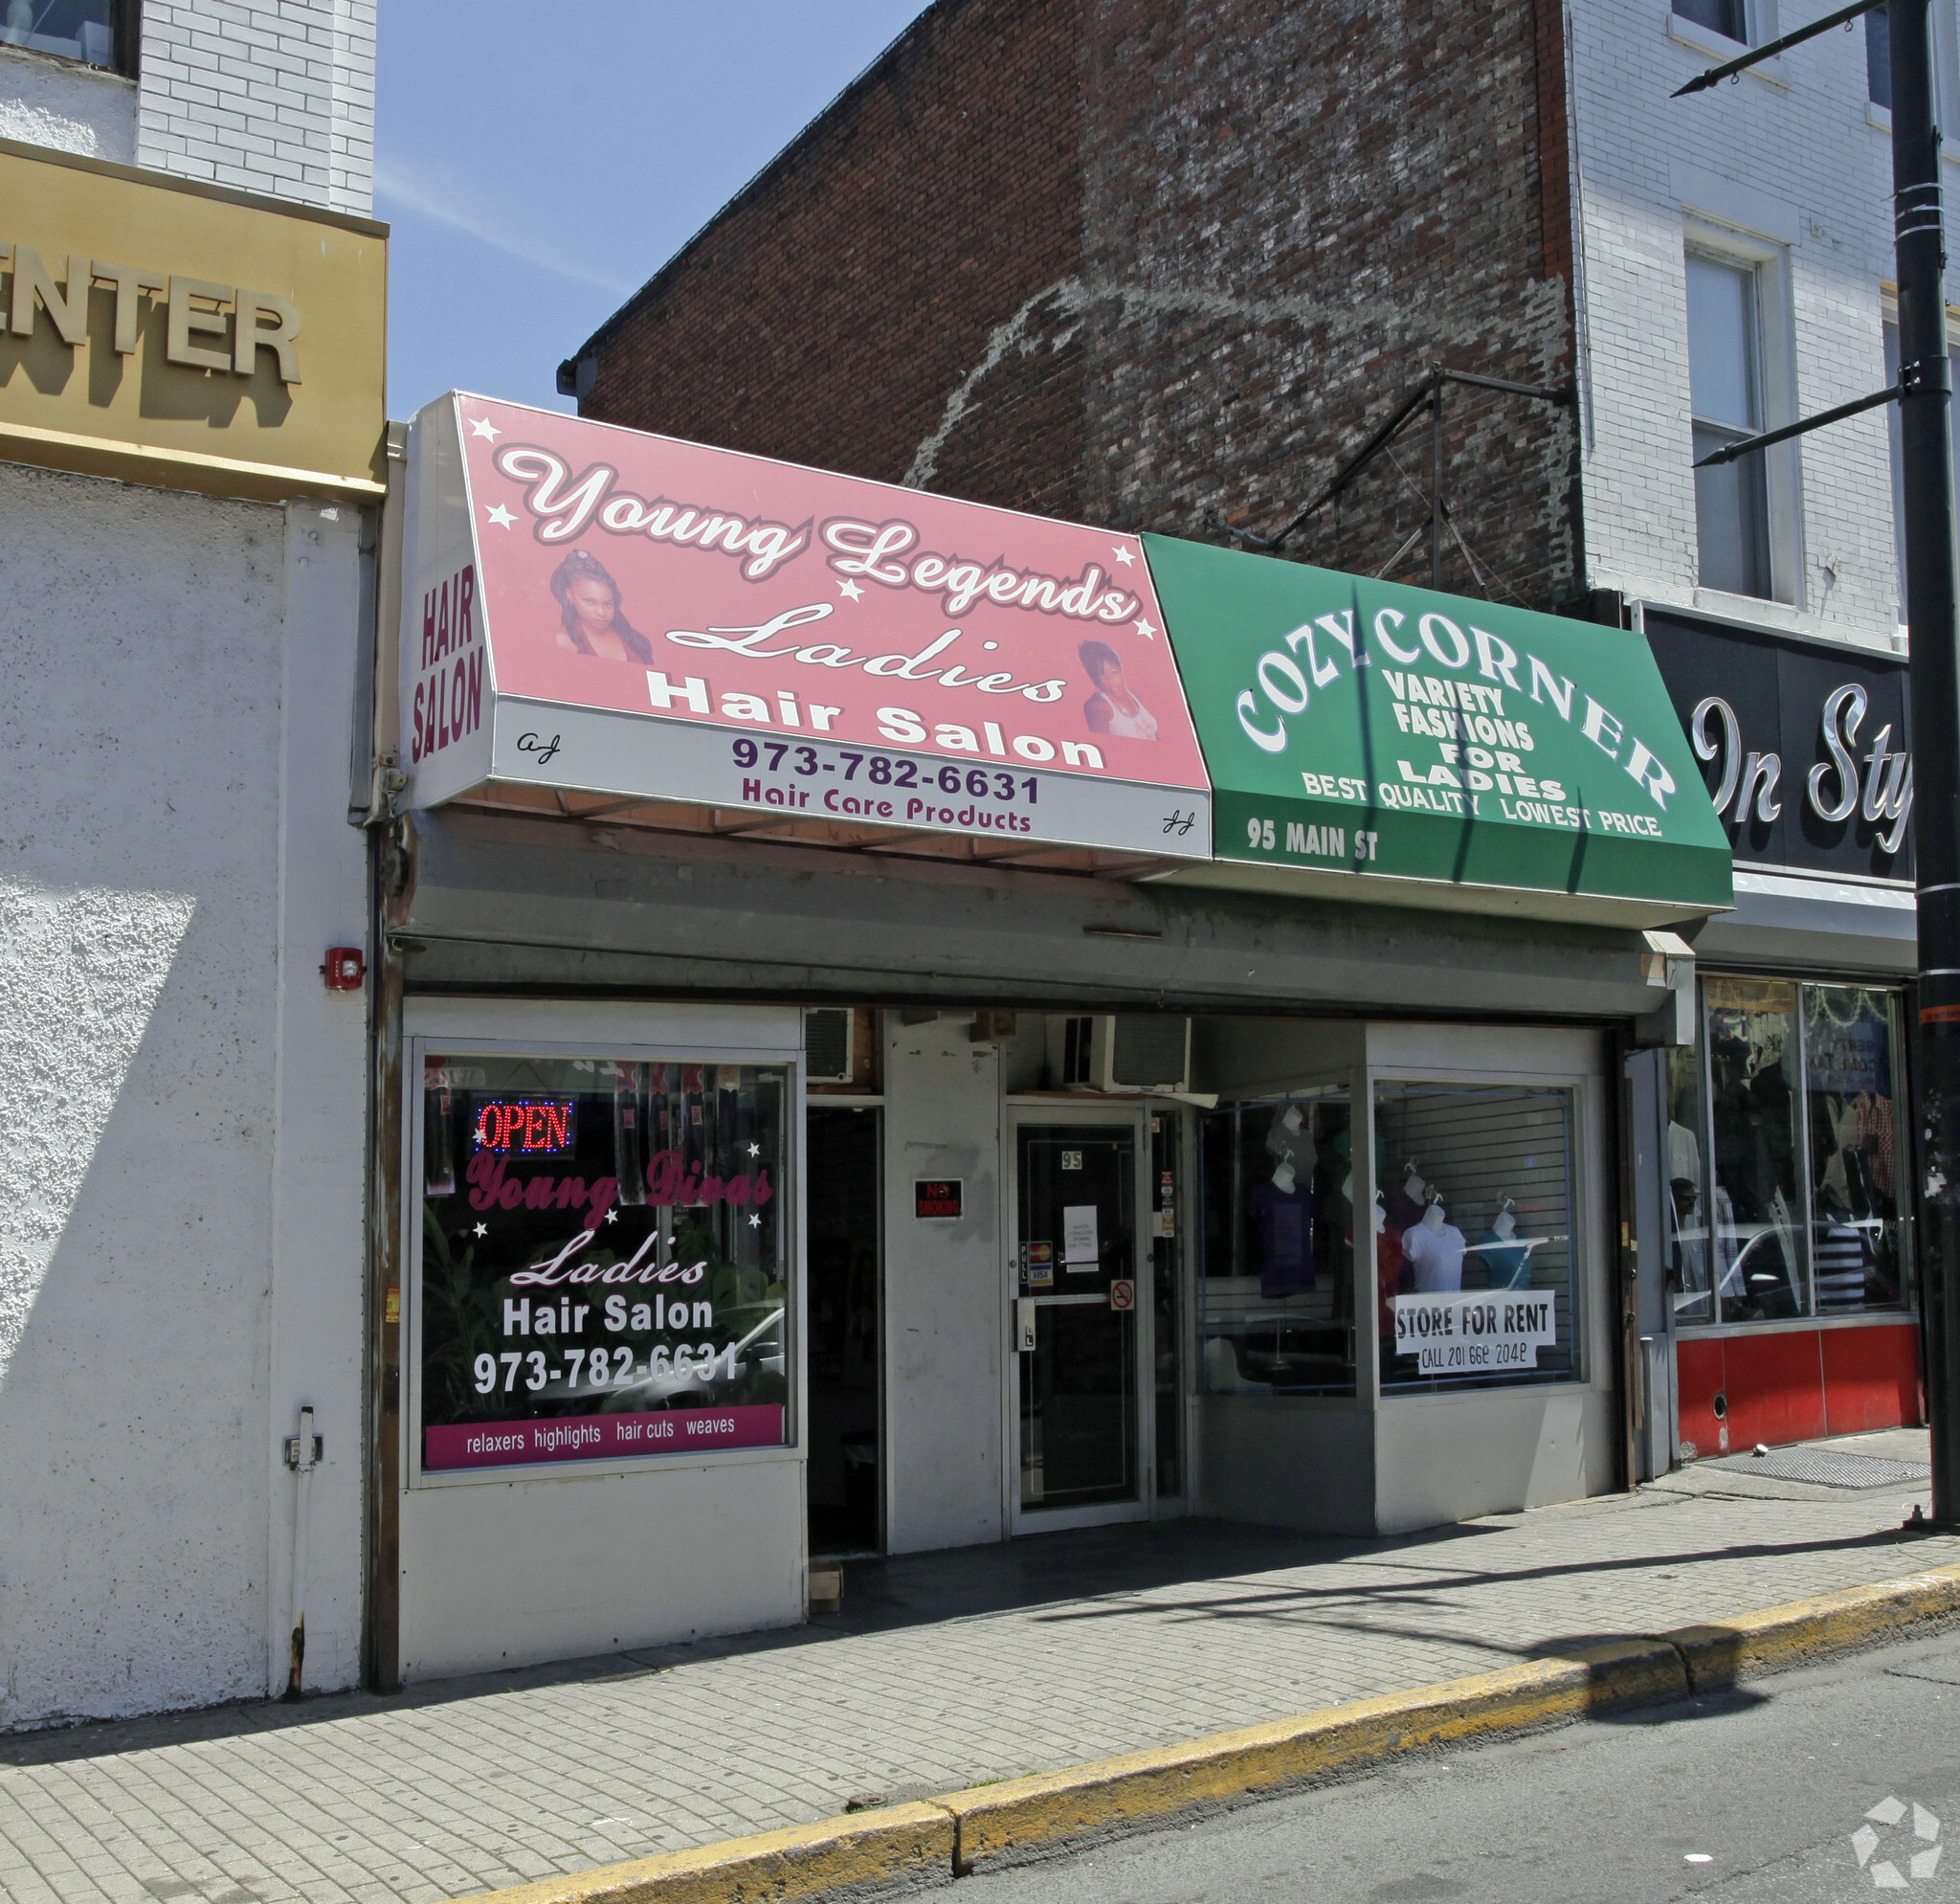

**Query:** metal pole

left=1893, top=0, right=1960, bottom=1525
left=1430, top=382, right=1444, bottom=592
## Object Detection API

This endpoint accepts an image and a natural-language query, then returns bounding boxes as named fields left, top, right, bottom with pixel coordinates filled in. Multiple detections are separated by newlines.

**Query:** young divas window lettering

left=418, top=1056, right=789, bottom=1471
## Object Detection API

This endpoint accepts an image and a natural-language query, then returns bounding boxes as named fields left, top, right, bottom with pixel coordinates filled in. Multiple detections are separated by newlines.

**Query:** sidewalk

left=0, top=1429, right=1950, bottom=1904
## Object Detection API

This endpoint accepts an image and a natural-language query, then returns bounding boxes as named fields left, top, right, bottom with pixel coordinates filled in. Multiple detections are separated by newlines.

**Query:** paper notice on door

left=1062, top=1204, right=1100, bottom=1268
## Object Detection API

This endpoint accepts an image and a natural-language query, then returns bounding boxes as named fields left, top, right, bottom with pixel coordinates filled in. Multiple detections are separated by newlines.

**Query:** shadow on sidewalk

left=0, top=1512, right=1904, bottom=1772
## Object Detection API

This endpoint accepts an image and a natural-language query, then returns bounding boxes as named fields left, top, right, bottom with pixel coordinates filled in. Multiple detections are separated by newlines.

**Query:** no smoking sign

left=1108, top=1279, right=1135, bottom=1311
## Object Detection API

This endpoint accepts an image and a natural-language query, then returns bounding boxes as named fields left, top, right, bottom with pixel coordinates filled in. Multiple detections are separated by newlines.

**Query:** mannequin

left=1402, top=1196, right=1468, bottom=1292
left=1248, top=1148, right=1314, bottom=1296
left=1472, top=1198, right=1531, bottom=1288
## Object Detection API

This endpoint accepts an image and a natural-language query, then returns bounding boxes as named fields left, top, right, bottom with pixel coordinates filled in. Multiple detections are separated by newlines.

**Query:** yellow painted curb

left=934, top=1637, right=1684, bottom=1869
left=1665, top=1565, right=1960, bottom=1691
left=444, top=1802, right=951, bottom=1904
left=444, top=1561, right=1960, bottom=1904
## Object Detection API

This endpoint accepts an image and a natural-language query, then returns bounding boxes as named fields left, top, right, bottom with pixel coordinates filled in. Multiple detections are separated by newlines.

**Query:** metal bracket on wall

left=1206, top=365, right=1575, bottom=590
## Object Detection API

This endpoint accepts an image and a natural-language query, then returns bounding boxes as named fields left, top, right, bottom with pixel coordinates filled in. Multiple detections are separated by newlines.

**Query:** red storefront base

left=1675, top=1323, right=1923, bottom=1458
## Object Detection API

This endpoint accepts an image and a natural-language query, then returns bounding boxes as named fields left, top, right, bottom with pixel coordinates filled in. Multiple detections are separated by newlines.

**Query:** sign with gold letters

left=0, top=136, right=387, bottom=501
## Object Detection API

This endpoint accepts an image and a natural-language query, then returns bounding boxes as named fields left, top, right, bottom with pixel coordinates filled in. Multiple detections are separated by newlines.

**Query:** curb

left=450, top=1803, right=953, bottom=1904
left=449, top=1563, right=1960, bottom=1904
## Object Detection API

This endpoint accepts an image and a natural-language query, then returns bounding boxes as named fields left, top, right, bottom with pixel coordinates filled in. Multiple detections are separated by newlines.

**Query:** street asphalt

left=966, top=1626, right=1960, bottom=1904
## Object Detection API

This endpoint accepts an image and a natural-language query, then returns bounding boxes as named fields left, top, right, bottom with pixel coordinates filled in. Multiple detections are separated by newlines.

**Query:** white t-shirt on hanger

left=1403, top=1216, right=1469, bottom=1292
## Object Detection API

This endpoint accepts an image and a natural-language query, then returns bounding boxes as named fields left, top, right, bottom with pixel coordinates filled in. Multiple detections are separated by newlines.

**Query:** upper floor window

left=1687, top=251, right=1773, bottom=599
left=1676, top=0, right=1749, bottom=43
left=1, top=0, right=128, bottom=73
left=1869, top=2, right=1892, bottom=105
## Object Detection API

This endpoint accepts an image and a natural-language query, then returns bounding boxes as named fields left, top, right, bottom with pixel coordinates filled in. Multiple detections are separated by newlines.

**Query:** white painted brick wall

left=133, top=0, right=374, bottom=216
left=1569, top=0, right=1941, bottom=651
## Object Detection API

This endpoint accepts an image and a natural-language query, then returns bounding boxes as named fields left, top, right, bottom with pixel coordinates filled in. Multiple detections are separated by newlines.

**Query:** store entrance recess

left=807, top=1108, right=881, bottom=1555
left=1011, top=1115, right=1149, bottom=1530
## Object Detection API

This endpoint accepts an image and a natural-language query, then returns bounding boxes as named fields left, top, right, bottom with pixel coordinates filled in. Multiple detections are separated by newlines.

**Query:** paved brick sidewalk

left=0, top=1432, right=1950, bottom=1904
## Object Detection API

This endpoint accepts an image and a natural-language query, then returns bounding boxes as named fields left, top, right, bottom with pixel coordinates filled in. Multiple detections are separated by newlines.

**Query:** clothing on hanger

left=1855, top=1090, right=1896, bottom=1196
left=1248, top=1173, right=1315, bottom=1296
left=1370, top=1221, right=1406, bottom=1339
left=1402, top=1212, right=1468, bottom=1292
left=1473, top=1227, right=1532, bottom=1288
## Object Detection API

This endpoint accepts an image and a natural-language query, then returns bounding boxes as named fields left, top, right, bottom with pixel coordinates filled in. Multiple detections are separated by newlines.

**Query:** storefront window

left=416, top=1055, right=790, bottom=1473
left=1197, top=1089, right=1356, bottom=1397
left=1374, top=1083, right=1581, bottom=1393
left=1704, top=979, right=1806, bottom=1319
left=1675, top=978, right=1910, bottom=1326
left=1803, top=986, right=1907, bottom=1313
left=1665, top=1044, right=1713, bottom=1324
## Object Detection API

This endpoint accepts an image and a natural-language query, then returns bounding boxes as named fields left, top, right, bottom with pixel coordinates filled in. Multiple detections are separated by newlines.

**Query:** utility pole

left=1891, top=0, right=1960, bottom=1530
left=1680, top=0, right=1959, bottom=1525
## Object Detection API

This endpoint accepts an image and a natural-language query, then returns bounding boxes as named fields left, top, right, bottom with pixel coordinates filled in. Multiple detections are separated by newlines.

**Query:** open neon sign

left=472, top=1095, right=578, bottom=1156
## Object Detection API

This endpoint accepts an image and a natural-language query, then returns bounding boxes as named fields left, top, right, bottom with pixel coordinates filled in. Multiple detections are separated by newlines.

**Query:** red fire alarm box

left=322, top=947, right=366, bottom=991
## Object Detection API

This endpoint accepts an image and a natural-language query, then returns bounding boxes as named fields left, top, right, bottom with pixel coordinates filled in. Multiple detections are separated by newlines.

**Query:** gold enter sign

left=0, top=135, right=387, bottom=502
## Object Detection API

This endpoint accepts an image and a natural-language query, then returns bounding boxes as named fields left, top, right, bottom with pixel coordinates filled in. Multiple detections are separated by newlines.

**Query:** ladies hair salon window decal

left=416, top=1055, right=790, bottom=1471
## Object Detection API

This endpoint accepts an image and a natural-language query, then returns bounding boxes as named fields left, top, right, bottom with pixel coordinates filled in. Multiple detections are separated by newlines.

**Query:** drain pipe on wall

left=283, top=1407, right=321, bottom=1701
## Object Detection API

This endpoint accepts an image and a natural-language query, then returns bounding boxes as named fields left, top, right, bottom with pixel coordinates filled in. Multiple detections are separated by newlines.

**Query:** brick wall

left=135, top=0, right=375, bottom=215
left=577, top=0, right=1582, bottom=609
left=576, top=0, right=1090, bottom=521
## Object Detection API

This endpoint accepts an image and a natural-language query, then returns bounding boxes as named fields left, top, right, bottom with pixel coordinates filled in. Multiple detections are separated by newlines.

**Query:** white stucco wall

left=0, top=44, right=137, bottom=161
left=1570, top=0, right=1942, bottom=649
left=0, top=459, right=368, bottom=1728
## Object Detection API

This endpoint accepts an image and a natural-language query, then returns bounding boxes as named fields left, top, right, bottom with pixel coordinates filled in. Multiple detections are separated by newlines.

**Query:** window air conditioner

left=1058, top=1015, right=1192, bottom=1094
left=803, top=1007, right=855, bottom=1084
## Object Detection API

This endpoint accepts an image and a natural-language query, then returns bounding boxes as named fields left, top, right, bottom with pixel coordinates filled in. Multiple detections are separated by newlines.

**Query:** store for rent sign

left=1392, top=1291, right=1559, bottom=1376
left=397, top=393, right=1212, bottom=858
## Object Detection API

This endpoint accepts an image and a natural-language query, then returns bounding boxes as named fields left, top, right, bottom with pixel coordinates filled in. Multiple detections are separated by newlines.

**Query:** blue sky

left=375, top=2, right=931, bottom=419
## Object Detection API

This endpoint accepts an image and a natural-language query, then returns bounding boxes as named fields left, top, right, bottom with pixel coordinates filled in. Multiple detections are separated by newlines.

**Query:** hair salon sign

left=1644, top=611, right=1914, bottom=883
left=397, top=393, right=1212, bottom=859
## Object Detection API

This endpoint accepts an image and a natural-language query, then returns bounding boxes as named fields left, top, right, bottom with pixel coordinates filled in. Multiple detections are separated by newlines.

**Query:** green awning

left=1145, top=534, right=1733, bottom=926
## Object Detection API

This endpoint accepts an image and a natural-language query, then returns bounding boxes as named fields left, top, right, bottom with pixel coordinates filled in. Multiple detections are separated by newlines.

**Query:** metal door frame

left=1002, top=1100, right=1153, bottom=1534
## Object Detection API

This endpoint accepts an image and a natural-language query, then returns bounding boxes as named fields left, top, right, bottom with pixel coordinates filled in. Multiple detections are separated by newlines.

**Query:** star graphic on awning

left=604, top=1207, right=620, bottom=1222
left=837, top=579, right=863, bottom=601
left=472, top=1222, right=488, bottom=1238
left=747, top=1141, right=761, bottom=1156
left=1112, top=544, right=1136, bottom=566
left=469, top=416, right=501, bottom=440
left=748, top=1213, right=762, bottom=1228
left=485, top=504, right=516, bottom=528
left=1133, top=616, right=1158, bottom=639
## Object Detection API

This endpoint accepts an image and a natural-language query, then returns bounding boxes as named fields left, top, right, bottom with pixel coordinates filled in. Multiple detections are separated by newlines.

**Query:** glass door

left=1010, top=1113, right=1149, bottom=1530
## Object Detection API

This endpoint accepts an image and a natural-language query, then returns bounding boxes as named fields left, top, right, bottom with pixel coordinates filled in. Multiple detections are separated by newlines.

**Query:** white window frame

left=1685, top=223, right=1803, bottom=609
left=1669, top=0, right=1787, bottom=73
left=1867, top=0, right=1960, bottom=147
